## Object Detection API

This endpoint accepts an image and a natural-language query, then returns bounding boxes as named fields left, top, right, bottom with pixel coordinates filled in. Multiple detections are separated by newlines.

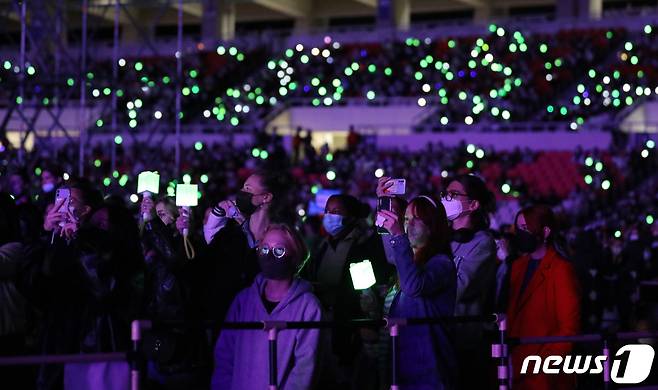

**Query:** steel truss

left=0, top=0, right=198, bottom=176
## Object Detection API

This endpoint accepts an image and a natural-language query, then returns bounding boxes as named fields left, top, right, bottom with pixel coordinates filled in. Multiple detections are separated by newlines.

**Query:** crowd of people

left=1, top=128, right=658, bottom=389
left=4, top=23, right=658, bottom=133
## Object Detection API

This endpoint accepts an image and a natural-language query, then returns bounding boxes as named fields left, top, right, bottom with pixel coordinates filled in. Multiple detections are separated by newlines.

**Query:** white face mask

left=441, top=199, right=463, bottom=221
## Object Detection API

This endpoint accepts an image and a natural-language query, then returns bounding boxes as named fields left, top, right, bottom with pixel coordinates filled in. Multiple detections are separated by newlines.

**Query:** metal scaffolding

left=0, top=0, right=189, bottom=176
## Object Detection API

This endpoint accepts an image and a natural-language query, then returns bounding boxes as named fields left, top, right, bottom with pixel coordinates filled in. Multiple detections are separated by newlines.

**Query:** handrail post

left=603, top=339, right=611, bottom=390
left=263, top=321, right=287, bottom=390
left=386, top=318, right=407, bottom=390
left=130, top=320, right=152, bottom=390
left=492, top=314, right=509, bottom=390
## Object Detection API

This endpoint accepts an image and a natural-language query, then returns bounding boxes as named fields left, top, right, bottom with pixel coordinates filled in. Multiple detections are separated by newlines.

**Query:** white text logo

left=520, top=344, right=655, bottom=384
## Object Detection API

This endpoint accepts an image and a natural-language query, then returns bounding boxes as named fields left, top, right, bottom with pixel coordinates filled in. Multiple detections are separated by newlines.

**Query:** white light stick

left=137, top=171, right=160, bottom=221
left=175, top=184, right=198, bottom=237
left=176, top=184, right=198, bottom=260
left=349, top=260, right=377, bottom=290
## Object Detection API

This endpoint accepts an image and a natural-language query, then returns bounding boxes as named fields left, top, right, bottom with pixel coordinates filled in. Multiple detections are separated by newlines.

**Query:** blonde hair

left=263, top=223, right=309, bottom=268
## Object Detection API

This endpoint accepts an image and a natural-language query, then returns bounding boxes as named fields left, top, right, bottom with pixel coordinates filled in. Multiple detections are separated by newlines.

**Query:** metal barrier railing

left=0, top=315, right=656, bottom=390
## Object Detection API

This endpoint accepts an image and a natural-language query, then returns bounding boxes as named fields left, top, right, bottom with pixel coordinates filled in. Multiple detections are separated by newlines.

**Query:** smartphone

left=378, top=197, right=392, bottom=212
left=376, top=197, right=392, bottom=234
left=55, top=188, right=71, bottom=227
left=55, top=188, right=70, bottom=212
left=385, top=179, right=406, bottom=196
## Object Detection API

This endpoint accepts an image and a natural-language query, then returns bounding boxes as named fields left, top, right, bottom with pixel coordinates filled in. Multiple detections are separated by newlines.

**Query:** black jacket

left=20, top=225, right=141, bottom=389
left=141, top=218, right=189, bottom=321
left=189, top=219, right=259, bottom=325
left=302, top=221, right=393, bottom=362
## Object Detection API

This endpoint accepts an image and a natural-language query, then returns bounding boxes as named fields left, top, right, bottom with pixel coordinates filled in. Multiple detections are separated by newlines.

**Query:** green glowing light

left=94, top=159, right=102, bottom=168
left=135, top=62, right=143, bottom=71
left=114, top=135, right=123, bottom=145
left=194, top=141, right=203, bottom=151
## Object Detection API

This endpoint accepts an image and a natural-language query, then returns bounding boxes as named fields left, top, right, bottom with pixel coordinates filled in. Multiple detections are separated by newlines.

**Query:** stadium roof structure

left=0, top=0, right=647, bottom=44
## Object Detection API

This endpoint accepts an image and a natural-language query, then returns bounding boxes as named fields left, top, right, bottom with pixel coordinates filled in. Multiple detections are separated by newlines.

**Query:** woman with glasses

left=377, top=195, right=457, bottom=390
left=440, top=174, right=498, bottom=389
left=213, top=224, right=322, bottom=390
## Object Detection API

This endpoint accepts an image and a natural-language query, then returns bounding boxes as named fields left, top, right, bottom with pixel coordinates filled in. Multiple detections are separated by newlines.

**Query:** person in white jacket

left=213, top=223, right=323, bottom=390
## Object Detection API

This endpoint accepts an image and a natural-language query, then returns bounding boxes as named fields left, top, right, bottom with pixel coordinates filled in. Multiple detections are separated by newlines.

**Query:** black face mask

left=236, top=191, right=258, bottom=216
left=258, top=253, right=295, bottom=280
left=513, top=229, right=540, bottom=254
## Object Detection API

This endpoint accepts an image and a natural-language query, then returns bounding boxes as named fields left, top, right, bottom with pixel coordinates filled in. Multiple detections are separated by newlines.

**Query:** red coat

left=507, top=247, right=581, bottom=390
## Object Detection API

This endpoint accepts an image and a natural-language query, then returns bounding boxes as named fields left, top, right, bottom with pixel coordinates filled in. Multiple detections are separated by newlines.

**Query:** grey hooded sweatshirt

left=212, top=275, right=322, bottom=390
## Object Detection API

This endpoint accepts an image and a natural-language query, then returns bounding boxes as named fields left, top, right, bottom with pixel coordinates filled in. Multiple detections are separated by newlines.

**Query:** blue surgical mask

left=323, top=213, right=345, bottom=236
left=42, top=182, right=55, bottom=193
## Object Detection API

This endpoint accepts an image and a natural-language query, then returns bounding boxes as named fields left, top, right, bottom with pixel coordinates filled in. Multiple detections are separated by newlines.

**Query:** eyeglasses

left=257, top=245, right=287, bottom=259
left=440, top=190, right=469, bottom=201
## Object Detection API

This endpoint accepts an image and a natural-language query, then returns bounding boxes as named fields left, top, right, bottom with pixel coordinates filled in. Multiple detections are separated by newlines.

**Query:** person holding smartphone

left=32, top=179, right=142, bottom=389
left=191, top=169, right=295, bottom=339
left=376, top=194, right=457, bottom=390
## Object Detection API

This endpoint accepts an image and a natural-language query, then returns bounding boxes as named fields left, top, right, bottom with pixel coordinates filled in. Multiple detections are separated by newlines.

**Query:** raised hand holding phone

left=44, top=198, right=66, bottom=232
left=218, top=199, right=244, bottom=222
left=376, top=210, right=403, bottom=236
left=376, top=177, right=394, bottom=197
left=60, top=209, right=80, bottom=240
